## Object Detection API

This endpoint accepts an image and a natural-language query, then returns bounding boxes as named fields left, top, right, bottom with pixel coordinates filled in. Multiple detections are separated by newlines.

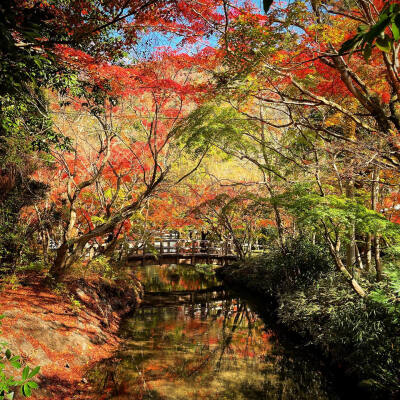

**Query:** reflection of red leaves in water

left=185, top=319, right=204, bottom=331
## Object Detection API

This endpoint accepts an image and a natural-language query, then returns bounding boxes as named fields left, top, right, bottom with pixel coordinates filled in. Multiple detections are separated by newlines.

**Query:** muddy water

left=89, top=264, right=357, bottom=400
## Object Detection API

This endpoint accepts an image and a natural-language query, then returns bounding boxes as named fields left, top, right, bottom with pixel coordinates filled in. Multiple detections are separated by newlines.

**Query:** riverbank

left=217, top=252, right=400, bottom=400
left=0, top=272, right=143, bottom=399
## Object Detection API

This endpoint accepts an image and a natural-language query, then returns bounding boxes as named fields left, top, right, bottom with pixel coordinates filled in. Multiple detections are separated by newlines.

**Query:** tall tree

left=37, top=50, right=215, bottom=279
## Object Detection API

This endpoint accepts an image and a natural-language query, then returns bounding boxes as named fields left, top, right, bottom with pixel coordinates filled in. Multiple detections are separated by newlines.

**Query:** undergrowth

left=220, top=238, right=400, bottom=398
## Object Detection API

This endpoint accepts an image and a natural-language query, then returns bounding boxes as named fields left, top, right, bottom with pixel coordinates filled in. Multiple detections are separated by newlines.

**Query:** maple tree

left=188, top=184, right=271, bottom=260
left=0, top=0, right=225, bottom=272
left=33, top=49, right=216, bottom=280
left=170, top=0, right=400, bottom=295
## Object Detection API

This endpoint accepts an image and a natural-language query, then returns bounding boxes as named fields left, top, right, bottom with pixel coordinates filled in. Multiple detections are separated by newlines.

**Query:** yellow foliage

left=324, top=112, right=342, bottom=127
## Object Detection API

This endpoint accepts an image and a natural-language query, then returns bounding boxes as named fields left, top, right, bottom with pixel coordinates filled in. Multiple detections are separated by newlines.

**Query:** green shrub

left=74, top=255, right=115, bottom=280
left=0, top=276, right=20, bottom=292
left=228, top=237, right=334, bottom=297
left=194, top=263, right=216, bottom=276
left=69, top=295, right=84, bottom=315
left=270, top=238, right=334, bottom=291
left=278, top=272, right=400, bottom=394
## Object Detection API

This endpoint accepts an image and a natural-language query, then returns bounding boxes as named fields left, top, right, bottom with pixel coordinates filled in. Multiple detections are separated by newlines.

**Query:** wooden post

left=176, top=241, right=180, bottom=264
left=191, top=240, right=196, bottom=265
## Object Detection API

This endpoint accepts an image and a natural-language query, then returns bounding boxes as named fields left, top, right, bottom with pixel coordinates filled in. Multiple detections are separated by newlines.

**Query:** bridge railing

left=131, top=239, right=266, bottom=257
left=153, top=239, right=233, bottom=256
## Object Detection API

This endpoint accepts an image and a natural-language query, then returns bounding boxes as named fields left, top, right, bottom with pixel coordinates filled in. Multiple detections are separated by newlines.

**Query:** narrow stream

left=88, top=264, right=359, bottom=399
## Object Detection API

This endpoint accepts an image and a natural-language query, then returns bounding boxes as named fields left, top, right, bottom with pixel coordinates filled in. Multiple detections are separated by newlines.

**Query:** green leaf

left=363, top=43, right=373, bottom=60
left=357, top=25, right=369, bottom=33
left=5, top=350, right=11, bottom=360
left=365, top=17, right=391, bottom=43
left=27, top=366, right=40, bottom=379
left=394, top=14, right=400, bottom=40
left=22, top=366, right=29, bottom=381
left=26, top=381, right=38, bottom=389
left=389, top=3, right=399, bottom=14
left=10, top=358, right=21, bottom=369
left=375, top=34, right=393, bottom=52
left=339, top=36, right=361, bottom=55
left=90, top=216, right=105, bottom=223
left=392, top=21, right=400, bottom=40
left=22, top=383, right=31, bottom=397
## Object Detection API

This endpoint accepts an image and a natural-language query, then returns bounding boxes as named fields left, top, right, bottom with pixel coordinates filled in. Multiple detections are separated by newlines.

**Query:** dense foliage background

left=1, top=0, right=400, bottom=397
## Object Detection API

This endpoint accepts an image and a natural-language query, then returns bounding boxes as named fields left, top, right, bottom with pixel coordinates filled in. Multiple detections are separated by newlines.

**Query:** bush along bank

left=217, top=239, right=400, bottom=399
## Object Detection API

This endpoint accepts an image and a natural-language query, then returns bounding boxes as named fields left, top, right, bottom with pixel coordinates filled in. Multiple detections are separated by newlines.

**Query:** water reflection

left=87, top=265, right=348, bottom=400
left=136, top=264, right=218, bottom=292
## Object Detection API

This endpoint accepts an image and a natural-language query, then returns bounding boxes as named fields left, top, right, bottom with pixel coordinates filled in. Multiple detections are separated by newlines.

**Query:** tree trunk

left=365, top=233, right=372, bottom=271
left=346, top=226, right=356, bottom=270
left=41, top=230, right=49, bottom=264
left=49, top=238, right=87, bottom=281
left=273, top=201, right=285, bottom=250
left=374, top=235, right=383, bottom=281
left=327, top=240, right=366, bottom=297
left=355, top=244, right=364, bottom=270
left=323, top=224, right=366, bottom=297
left=265, top=182, right=285, bottom=250
left=371, top=166, right=382, bottom=281
left=346, top=177, right=356, bottom=270
left=50, top=243, right=69, bottom=281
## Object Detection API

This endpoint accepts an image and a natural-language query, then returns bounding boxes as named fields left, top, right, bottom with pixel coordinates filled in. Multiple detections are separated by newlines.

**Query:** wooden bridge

left=128, top=238, right=240, bottom=266
left=127, top=237, right=267, bottom=266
